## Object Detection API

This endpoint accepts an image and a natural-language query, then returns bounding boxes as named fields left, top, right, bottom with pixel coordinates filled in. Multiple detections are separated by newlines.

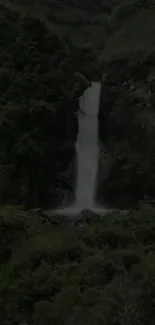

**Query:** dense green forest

left=0, top=0, right=91, bottom=209
left=1, top=204, right=155, bottom=324
left=0, top=0, right=125, bottom=209
left=98, top=0, right=155, bottom=207
left=1, top=0, right=155, bottom=323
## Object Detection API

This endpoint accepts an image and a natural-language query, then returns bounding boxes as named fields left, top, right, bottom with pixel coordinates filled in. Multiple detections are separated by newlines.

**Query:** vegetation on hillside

left=1, top=0, right=142, bottom=209
left=0, top=0, right=155, bottom=205
left=97, top=0, right=155, bottom=207
left=0, top=204, right=155, bottom=324
left=0, top=2, right=92, bottom=209
left=99, top=47, right=155, bottom=207
left=1, top=0, right=155, bottom=324
left=103, top=0, right=155, bottom=60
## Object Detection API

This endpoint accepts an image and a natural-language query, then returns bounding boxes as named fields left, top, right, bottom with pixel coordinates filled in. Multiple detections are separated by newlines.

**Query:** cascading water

left=75, top=81, right=100, bottom=209
left=49, top=81, right=108, bottom=216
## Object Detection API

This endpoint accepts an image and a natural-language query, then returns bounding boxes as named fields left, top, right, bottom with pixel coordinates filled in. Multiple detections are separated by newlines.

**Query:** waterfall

left=75, top=81, right=100, bottom=209
left=49, top=81, right=108, bottom=216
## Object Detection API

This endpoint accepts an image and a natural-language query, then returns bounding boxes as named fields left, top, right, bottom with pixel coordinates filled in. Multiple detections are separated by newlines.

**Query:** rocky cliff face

left=99, top=53, right=155, bottom=207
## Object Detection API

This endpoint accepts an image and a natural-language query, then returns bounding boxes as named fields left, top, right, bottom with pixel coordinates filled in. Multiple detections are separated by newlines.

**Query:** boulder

left=73, top=209, right=100, bottom=225
left=33, top=208, right=70, bottom=226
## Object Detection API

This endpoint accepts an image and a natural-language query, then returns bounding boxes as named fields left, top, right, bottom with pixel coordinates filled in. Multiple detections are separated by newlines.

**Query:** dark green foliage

left=0, top=3, right=90, bottom=208
left=99, top=50, right=155, bottom=206
left=0, top=205, right=155, bottom=324
left=1, top=1, right=155, bottom=323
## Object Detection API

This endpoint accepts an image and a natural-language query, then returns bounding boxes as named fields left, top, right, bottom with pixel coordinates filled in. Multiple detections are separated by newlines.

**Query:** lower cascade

left=50, top=81, right=108, bottom=216
left=75, top=81, right=100, bottom=209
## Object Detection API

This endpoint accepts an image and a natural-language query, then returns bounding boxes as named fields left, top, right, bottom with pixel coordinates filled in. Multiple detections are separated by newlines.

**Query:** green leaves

left=1, top=205, right=155, bottom=324
left=0, top=3, right=83, bottom=207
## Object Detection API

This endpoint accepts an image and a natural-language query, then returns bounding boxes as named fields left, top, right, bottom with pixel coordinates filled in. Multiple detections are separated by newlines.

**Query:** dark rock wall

left=98, top=54, right=155, bottom=207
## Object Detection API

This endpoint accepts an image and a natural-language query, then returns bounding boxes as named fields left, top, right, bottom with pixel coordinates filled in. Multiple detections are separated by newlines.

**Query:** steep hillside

left=4, top=0, right=132, bottom=48
left=1, top=1, right=155, bottom=324
left=0, top=1, right=91, bottom=209
left=1, top=0, right=155, bottom=209
left=1, top=0, right=108, bottom=48
left=0, top=0, right=135, bottom=209
left=103, top=1, right=155, bottom=60
left=99, top=0, right=155, bottom=207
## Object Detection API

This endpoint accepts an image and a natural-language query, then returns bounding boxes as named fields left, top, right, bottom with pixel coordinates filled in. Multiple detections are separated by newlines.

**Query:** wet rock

left=35, top=208, right=70, bottom=226
left=73, top=209, right=100, bottom=225
left=34, top=208, right=103, bottom=227
left=60, top=158, right=76, bottom=199
left=98, top=147, right=112, bottom=185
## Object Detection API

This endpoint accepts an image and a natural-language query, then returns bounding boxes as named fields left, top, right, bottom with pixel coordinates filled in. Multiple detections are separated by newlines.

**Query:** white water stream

left=75, top=81, right=100, bottom=209
left=49, top=81, right=109, bottom=216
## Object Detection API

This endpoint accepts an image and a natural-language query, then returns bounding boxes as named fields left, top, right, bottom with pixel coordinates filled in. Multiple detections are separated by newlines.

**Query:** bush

left=0, top=205, right=155, bottom=323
